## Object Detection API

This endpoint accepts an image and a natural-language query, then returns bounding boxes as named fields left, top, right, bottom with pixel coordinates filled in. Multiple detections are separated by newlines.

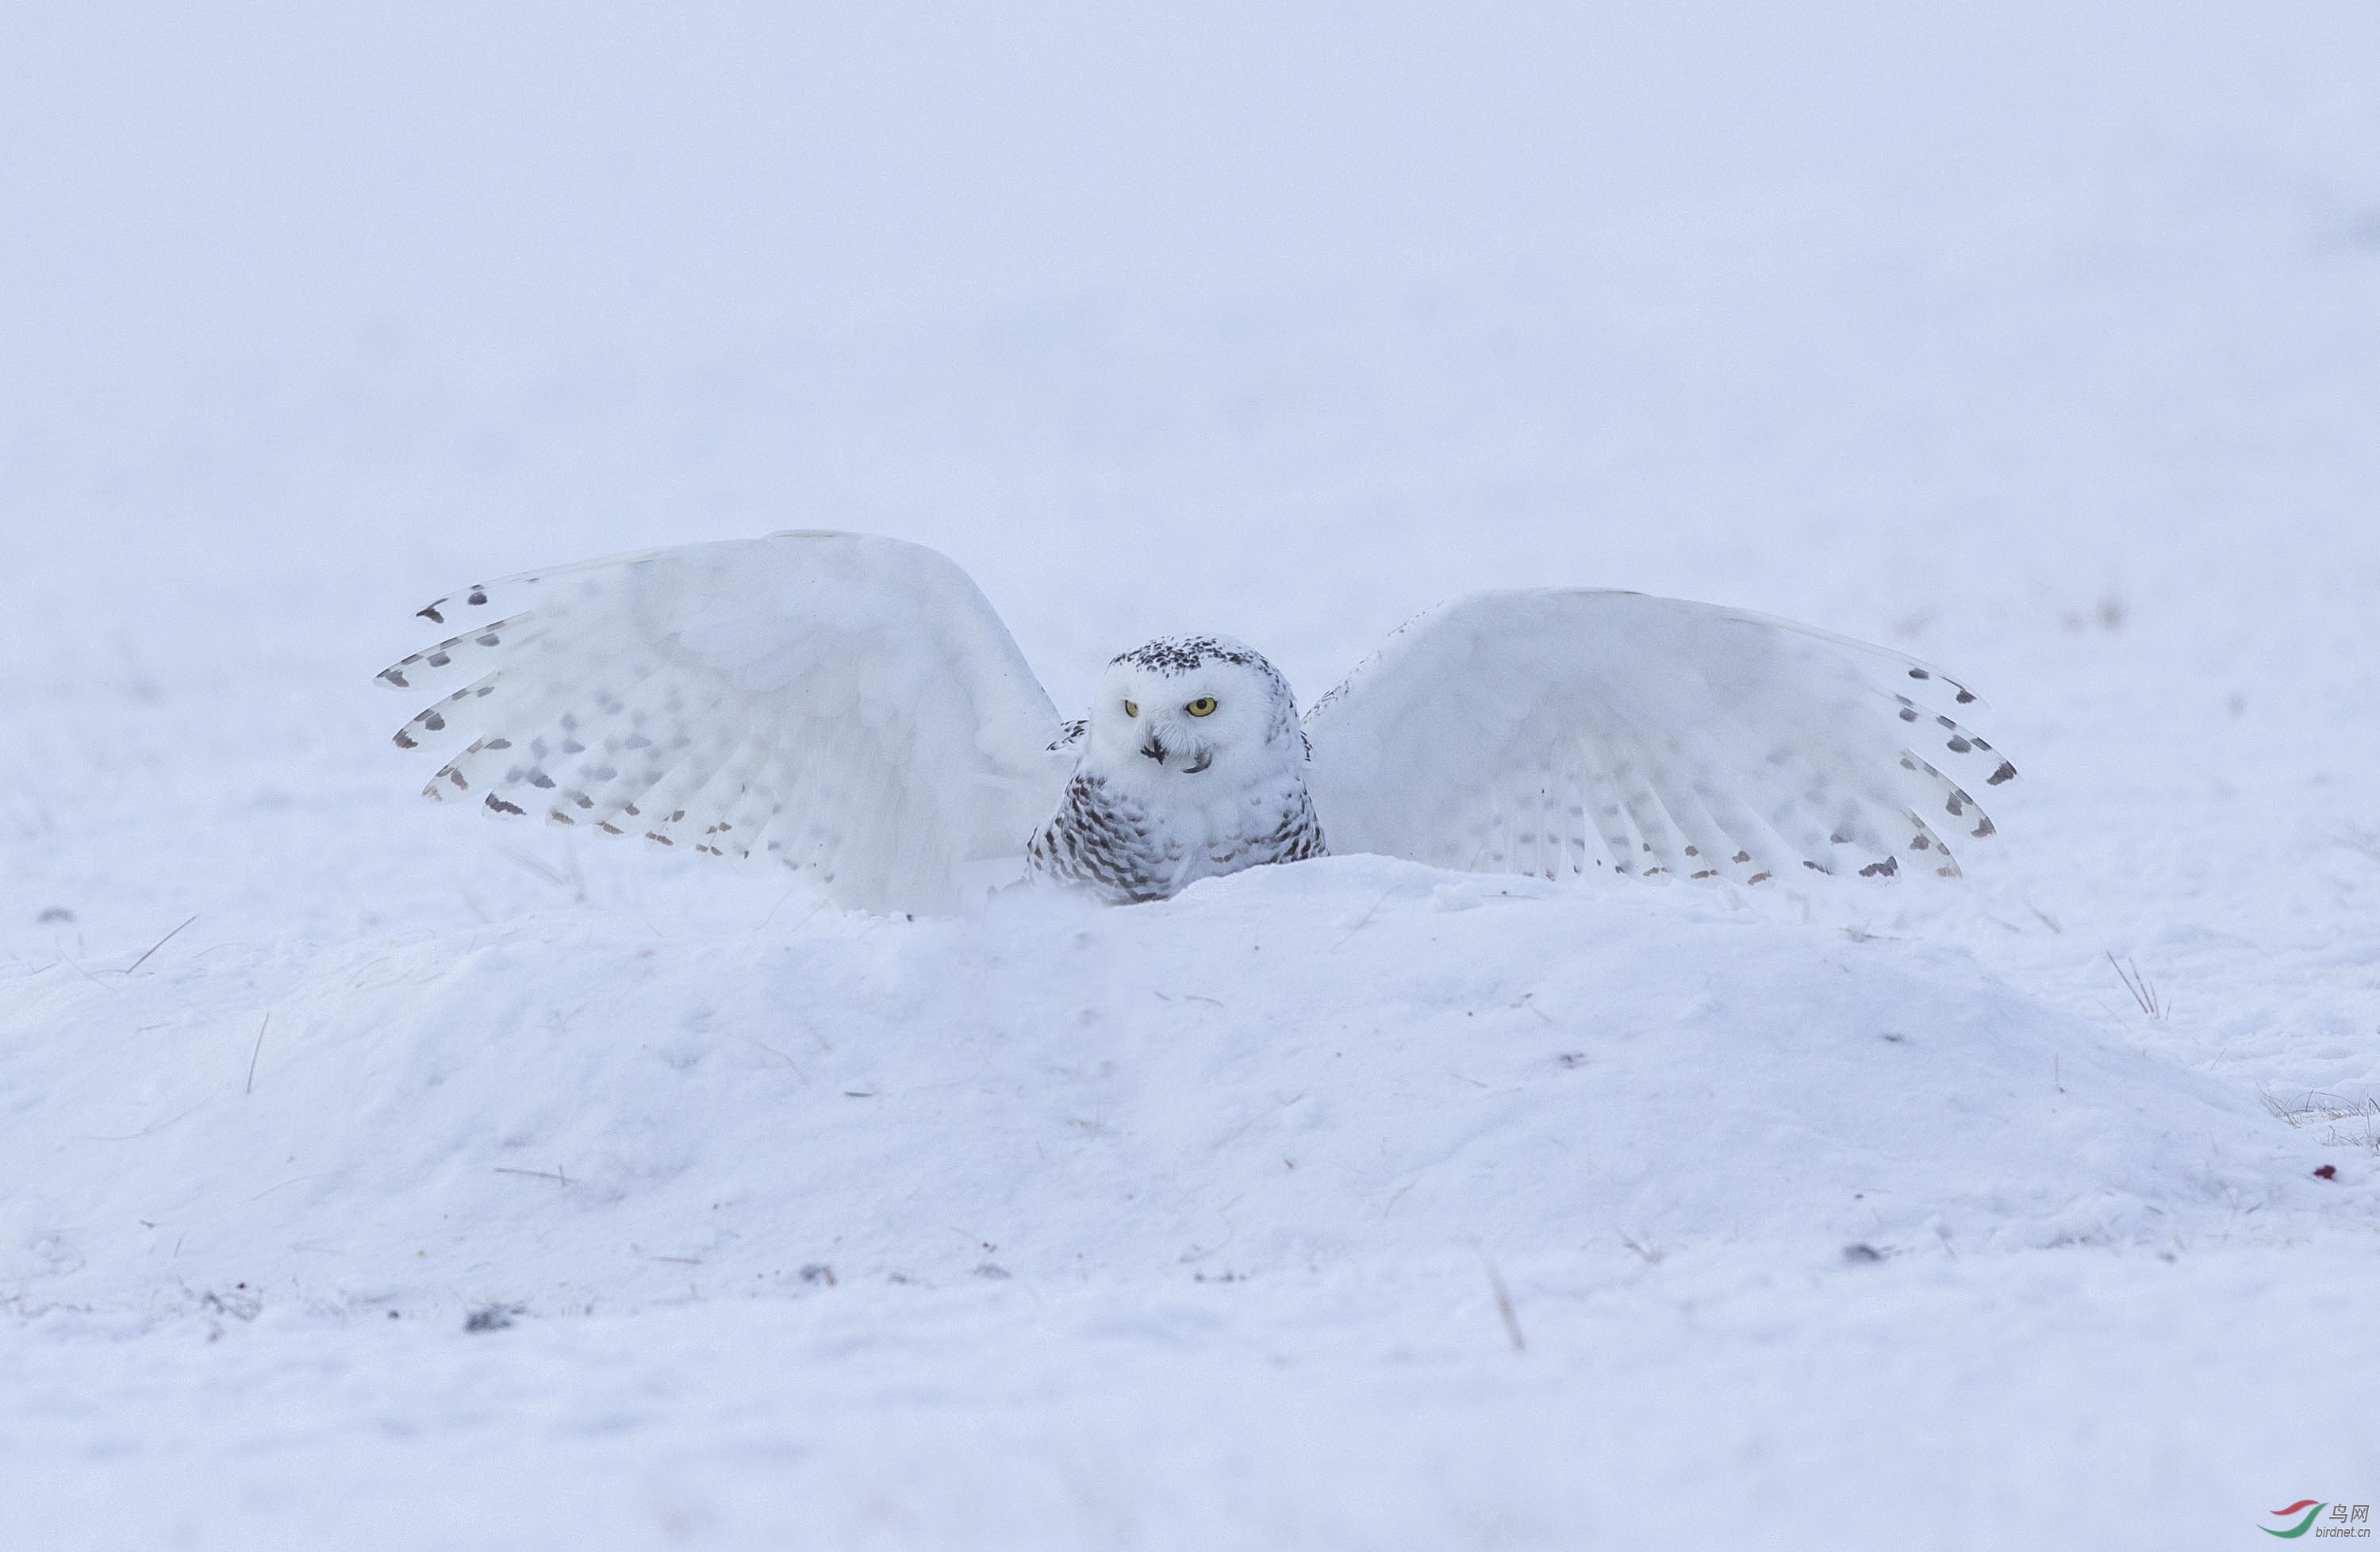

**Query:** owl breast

left=1026, top=766, right=1327, bottom=905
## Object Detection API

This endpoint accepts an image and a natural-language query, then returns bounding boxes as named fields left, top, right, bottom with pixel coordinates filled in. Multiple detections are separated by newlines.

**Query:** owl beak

left=1141, top=732, right=1214, bottom=774
left=1140, top=729, right=1213, bottom=772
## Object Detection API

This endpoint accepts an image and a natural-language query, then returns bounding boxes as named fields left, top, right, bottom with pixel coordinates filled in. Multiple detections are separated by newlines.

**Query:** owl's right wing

left=1300, top=590, right=2017, bottom=886
left=378, top=531, right=1069, bottom=914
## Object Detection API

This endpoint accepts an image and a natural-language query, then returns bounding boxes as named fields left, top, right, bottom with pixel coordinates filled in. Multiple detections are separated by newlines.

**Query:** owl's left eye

left=1123, top=700, right=1138, bottom=717
left=1185, top=697, right=1217, bottom=717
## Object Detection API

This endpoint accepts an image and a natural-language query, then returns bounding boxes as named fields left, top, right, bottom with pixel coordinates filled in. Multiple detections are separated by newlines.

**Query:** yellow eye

left=1185, top=697, right=1217, bottom=717
left=1123, top=700, right=1138, bottom=717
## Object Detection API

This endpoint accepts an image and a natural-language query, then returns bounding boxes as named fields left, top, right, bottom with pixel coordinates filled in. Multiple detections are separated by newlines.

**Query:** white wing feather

left=378, top=531, right=1066, bottom=913
left=1301, top=590, right=2016, bottom=885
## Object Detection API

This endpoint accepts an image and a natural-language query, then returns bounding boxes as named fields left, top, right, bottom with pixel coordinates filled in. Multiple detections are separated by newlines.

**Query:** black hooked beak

left=1140, top=734, right=1212, bottom=774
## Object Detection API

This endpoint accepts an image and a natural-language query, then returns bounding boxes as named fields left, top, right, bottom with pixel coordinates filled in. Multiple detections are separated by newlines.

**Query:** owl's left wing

left=377, top=530, right=1068, bottom=914
left=1300, top=590, right=2016, bottom=885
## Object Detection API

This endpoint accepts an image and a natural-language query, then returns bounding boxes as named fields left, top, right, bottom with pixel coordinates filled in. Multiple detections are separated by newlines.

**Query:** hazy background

left=2, top=2, right=2377, bottom=952
left=6, top=3, right=2377, bottom=702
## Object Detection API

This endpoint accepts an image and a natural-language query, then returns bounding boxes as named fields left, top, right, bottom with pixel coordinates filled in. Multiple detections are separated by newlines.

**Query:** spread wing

left=1300, top=590, right=2017, bottom=885
left=378, top=531, right=1067, bottom=913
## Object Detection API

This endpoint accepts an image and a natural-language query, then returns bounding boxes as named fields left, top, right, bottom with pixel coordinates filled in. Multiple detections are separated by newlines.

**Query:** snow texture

left=4, top=2, right=2380, bottom=1548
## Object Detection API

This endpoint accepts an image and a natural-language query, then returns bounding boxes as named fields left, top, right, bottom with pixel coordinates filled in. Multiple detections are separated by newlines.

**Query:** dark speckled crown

left=1110, top=636, right=1271, bottom=675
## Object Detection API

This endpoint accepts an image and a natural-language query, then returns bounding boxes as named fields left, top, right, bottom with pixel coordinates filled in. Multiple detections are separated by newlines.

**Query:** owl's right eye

left=1123, top=700, right=1138, bottom=717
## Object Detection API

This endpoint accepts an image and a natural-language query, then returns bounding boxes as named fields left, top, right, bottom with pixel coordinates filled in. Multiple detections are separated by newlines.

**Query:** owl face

left=1087, top=636, right=1303, bottom=786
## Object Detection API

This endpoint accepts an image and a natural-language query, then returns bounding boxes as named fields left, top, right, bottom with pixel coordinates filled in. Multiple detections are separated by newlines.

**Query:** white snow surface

left=5, top=3, right=2380, bottom=1547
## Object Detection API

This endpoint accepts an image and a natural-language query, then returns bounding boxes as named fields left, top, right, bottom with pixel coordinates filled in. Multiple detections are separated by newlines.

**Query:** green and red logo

left=2263, top=1500, right=2372, bottom=1538
left=2264, top=1502, right=2325, bottom=1539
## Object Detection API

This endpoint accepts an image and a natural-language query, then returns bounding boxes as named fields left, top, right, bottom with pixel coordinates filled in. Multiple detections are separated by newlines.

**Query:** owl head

left=1084, top=636, right=1306, bottom=787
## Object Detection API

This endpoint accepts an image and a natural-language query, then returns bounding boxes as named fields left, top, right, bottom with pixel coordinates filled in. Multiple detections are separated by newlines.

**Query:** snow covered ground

left=4, top=3, right=2378, bottom=1546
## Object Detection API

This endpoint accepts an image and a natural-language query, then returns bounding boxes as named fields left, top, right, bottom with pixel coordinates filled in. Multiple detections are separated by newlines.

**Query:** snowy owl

left=378, top=531, right=2016, bottom=912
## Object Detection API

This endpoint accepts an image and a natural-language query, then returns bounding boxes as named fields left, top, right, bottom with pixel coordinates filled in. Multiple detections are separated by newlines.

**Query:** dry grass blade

left=1477, top=1250, right=1527, bottom=1354
left=2106, top=953, right=2167, bottom=1020
left=1331, top=884, right=1400, bottom=949
left=124, top=914, right=199, bottom=974
left=2257, top=1089, right=2380, bottom=1155
left=494, top=1166, right=571, bottom=1185
left=2260, top=1088, right=2380, bottom=1126
left=244, top=1012, right=269, bottom=1094
left=1618, top=1233, right=1666, bottom=1265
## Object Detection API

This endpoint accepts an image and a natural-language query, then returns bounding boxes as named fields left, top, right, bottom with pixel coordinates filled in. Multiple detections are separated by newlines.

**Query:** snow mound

left=2, top=857, right=2352, bottom=1318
